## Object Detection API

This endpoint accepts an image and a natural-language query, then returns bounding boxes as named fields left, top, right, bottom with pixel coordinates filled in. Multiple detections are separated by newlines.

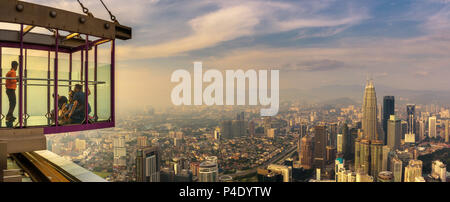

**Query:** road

left=229, top=145, right=297, bottom=179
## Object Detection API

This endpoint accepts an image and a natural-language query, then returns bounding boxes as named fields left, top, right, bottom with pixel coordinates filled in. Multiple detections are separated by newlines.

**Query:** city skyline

left=17, top=0, right=450, bottom=110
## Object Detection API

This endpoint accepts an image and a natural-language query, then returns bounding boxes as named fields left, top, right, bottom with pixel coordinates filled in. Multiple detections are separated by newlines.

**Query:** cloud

left=115, top=0, right=369, bottom=59
left=295, top=25, right=352, bottom=40
left=413, top=71, right=430, bottom=77
left=285, top=59, right=347, bottom=72
left=117, top=5, right=260, bottom=59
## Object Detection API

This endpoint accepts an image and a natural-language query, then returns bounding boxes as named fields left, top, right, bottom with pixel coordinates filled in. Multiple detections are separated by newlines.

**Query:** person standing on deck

left=5, top=61, right=18, bottom=122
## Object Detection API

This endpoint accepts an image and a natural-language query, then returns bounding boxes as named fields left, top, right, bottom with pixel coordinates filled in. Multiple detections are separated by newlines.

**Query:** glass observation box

left=0, top=0, right=131, bottom=134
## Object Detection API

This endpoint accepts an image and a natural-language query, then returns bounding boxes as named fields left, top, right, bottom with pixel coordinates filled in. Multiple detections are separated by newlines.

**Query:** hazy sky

left=23, top=0, right=450, bottom=109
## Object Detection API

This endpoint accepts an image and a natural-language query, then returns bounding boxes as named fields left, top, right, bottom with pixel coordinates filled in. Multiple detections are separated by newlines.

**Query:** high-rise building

left=362, top=80, right=378, bottom=141
left=267, top=128, right=275, bottom=139
left=213, top=127, right=221, bottom=140
left=299, top=135, right=313, bottom=169
left=137, top=136, right=148, bottom=148
left=359, top=80, right=384, bottom=177
left=429, top=116, right=437, bottom=138
left=267, top=164, right=292, bottom=182
left=341, top=124, right=349, bottom=157
left=313, top=125, right=327, bottom=170
left=358, top=139, right=370, bottom=175
left=198, top=161, right=218, bottom=182
left=419, top=119, right=426, bottom=141
left=356, top=172, right=374, bottom=182
left=329, top=123, right=338, bottom=147
left=404, top=160, right=423, bottom=182
left=370, top=140, right=383, bottom=178
left=347, top=127, right=358, bottom=160
left=387, top=115, right=401, bottom=150
left=220, top=120, right=232, bottom=139
left=354, top=138, right=361, bottom=172
left=381, top=145, right=391, bottom=172
left=113, top=136, right=126, bottom=168
left=326, top=146, right=336, bottom=164
left=382, top=96, right=395, bottom=145
left=231, top=119, right=246, bottom=138
left=337, top=134, right=343, bottom=154
left=263, top=116, right=272, bottom=136
left=390, top=157, right=403, bottom=182
left=136, top=146, right=160, bottom=182
left=406, top=104, right=416, bottom=135
left=248, top=121, right=255, bottom=137
left=431, top=160, right=447, bottom=182
left=445, top=120, right=449, bottom=143
left=190, top=162, right=200, bottom=176
left=404, top=133, right=415, bottom=144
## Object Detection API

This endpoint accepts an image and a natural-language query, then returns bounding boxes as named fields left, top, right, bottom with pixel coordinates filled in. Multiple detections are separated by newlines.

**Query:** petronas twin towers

left=355, top=79, right=383, bottom=178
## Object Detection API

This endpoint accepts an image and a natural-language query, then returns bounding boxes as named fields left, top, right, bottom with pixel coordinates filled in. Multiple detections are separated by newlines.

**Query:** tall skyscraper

left=390, top=157, right=403, bottom=182
left=419, top=119, right=426, bottom=141
left=387, top=115, right=401, bottom=150
left=370, top=140, right=383, bottom=178
left=406, top=104, right=416, bottom=135
left=299, top=135, right=313, bottom=169
left=313, top=125, right=327, bottom=170
left=382, top=96, right=395, bottom=145
left=337, top=134, right=343, bottom=154
left=220, top=120, right=232, bottom=139
left=445, top=120, right=449, bottom=143
left=429, top=116, right=437, bottom=138
left=136, top=146, right=160, bottom=182
left=357, top=79, right=383, bottom=177
left=362, top=80, right=378, bottom=141
left=329, top=123, right=338, bottom=147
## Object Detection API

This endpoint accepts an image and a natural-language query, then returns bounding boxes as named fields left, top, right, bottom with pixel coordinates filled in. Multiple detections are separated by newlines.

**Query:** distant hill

left=280, top=84, right=450, bottom=105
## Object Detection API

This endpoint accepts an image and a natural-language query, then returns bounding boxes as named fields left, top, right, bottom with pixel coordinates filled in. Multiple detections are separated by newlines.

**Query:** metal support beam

left=54, top=30, right=59, bottom=126
left=24, top=49, right=27, bottom=127
left=85, top=35, right=89, bottom=124
left=0, top=47, right=2, bottom=128
left=0, top=0, right=121, bottom=39
left=19, top=24, right=24, bottom=128
left=69, top=53, right=72, bottom=91
left=47, top=51, right=50, bottom=126
left=94, top=45, right=98, bottom=121
left=111, top=40, right=115, bottom=124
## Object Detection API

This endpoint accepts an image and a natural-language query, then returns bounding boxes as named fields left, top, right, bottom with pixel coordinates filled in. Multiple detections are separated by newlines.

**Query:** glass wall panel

left=25, top=50, right=53, bottom=127
left=96, top=43, right=111, bottom=122
left=1, top=48, right=19, bottom=128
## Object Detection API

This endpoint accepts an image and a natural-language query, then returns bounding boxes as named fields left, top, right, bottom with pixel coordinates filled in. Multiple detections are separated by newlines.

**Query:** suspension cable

left=76, top=0, right=94, bottom=17
left=76, top=0, right=89, bottom=14
left=99, top=0, right=118, bottom=23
